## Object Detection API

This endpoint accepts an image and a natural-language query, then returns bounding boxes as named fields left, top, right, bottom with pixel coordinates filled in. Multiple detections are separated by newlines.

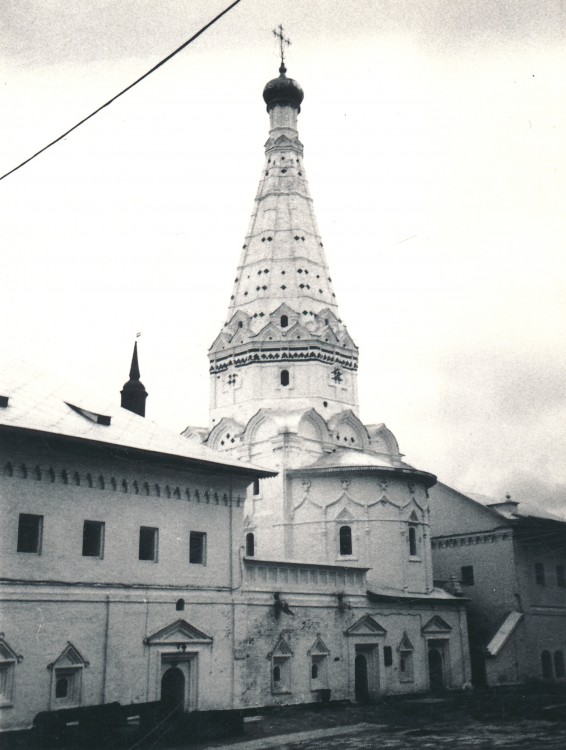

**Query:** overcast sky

left=2, top=1, right=565, bottom=514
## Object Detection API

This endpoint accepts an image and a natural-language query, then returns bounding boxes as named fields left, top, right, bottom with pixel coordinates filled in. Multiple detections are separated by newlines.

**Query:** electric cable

left=0, top=0, right=242, bottom=182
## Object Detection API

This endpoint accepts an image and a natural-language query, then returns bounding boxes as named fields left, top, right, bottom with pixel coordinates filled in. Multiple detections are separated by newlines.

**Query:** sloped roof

left=289, top=448, right=436, bottom=487
left=466, top=491, right=566, bottom=523
left=0, top=360, right=274, bottom=477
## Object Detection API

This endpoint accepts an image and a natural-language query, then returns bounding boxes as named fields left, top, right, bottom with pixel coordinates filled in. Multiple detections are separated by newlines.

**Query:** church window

left=383, top=646, right=393, bottom=667
left=17, top=513, right=43, bottom=554
left=139, top=527, right=158, bottom=562
left=408, top=526, right=418, bottom=557
left=246, top=532, right=255, bottom=557
left=253, top=478, right=260, bottom=495
left=82, top=521, right=104, bottom=558
left=535, top=562, right=545, bottom=586
left=310, top=655, right=328, bottom=690
left=555, top=651, right=565, bottom=679
left=176, top=598, right=185, bottom=611
left=399, top=649, right=414, bottom=682
left=541, top=650, right=553, bottom=680
left=189, top=532, right=206, bottom=565
left=0, top=637, right=19, bottom=706
left=280, top=370, right=290, bottom=387
left=271, top=657, right=291, bottom=694
left=461, top=565, right=474, bottom=585
left=54, top=668, right=81, bottom=705
left=281, top=315, right=288, bottom=327
left=238, top=321, right=243, bottom=328
left=557, top=565, right=565, bottom=587
left=339, top=525, right=353, bottom=556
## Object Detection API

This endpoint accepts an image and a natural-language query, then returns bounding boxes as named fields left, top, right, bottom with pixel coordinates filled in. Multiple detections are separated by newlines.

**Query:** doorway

left=428, top=644, right=446, bottom=692
left=161, top=666, right=185, bottom=716
left=355, top=653, right=369, bottom=703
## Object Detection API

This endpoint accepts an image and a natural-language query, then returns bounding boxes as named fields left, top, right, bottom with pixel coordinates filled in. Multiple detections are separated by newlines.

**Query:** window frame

left=53, top=667, right=82, bottom=707
left=461, top=565, right=475, bottom=586
left=338, top=525, right=353, bottom=556
left=189, top=531, right=207, bottom=565
left=82, top=520, right=105, bottom=558
left=16, top=513, right=43, bottom=554
left=138, top=526, right=159, bottom=562
left=271, top=655, right=291, bottom=694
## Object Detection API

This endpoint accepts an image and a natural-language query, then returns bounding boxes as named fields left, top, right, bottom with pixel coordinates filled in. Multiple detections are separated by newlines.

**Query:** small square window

left=461, top=565, right=474, bottom=586
left=17, top=513, right=43, bottom=553
left=557, top=565, right=565, bottom=588
left=139, top=527, right=158, bottom=562
left=535, top=562, right=545, bottom=586
left=82, top=521, right=104, bottom=558
left=189, top=531, right=206, bottom=565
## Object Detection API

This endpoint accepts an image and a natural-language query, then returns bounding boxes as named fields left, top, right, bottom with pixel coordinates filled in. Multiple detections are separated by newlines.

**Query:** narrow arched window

left=409, top=526, right=417, bottom=557
left=311, top=663, right=318, bottom=679
left=280, top=315, right=288, bottom=328
left=554, top=651, right=565, bottom=679
left=280, top=370, right=290, bottom=387
left=541, top=650, right=553, bottom=680
left=273, top=665, right=281, bottom=682
left=246, top=532, right=255, bottom=557
left=339, top=525, right=352, bottom=556
left=176, top=598, right=185, bottom=611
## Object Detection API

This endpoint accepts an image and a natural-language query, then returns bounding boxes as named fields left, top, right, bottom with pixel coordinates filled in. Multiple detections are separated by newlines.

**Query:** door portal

left=428, top=647, right=444, bottom=691
left=161, top=666, right=185, bottom=716
left=354, top=653, right=369, bottom=703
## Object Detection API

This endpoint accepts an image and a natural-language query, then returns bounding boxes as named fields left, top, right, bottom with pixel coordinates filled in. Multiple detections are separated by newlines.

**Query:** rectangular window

left=82, top=521, right=104, bottom=558
left=535, top=562, right=545, bottom=586
left=383, top=646, right=393, bottom=667
left=54, top=667, right=81, bottom=705
left=17, top=513, right=43, bottom=553
left=461, top=565, right=474, bottom=586
left=557, top=565, right=566, bottom=588
left=0, top=662, right=15, bottom=705
left=399, top=650, right=414, bottom=682
left=189, top=531, right=206, bottom=565
left=139, top=526, right=158, bottom=562
left=272, top=656, right=291, bottom=694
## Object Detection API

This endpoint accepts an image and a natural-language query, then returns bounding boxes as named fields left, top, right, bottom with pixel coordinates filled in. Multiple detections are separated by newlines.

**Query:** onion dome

left=263, top=64, right=304, bottom=112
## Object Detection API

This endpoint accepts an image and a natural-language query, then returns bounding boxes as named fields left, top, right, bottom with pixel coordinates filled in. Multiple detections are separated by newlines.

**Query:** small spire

left=129, top=340, right=141, bottom=380
left=121, top=340, right=148, bottom=417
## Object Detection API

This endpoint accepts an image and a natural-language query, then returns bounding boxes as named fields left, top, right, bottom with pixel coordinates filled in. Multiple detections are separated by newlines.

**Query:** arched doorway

left=428, top=647, right=444, bottom=691
left=161, top=666, right=185, bottom=716
left=355, top=653, right=369, bottom=703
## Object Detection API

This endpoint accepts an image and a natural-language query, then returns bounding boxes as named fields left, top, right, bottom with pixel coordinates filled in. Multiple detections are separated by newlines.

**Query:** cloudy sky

left=2, top=1, right=565, bottom=513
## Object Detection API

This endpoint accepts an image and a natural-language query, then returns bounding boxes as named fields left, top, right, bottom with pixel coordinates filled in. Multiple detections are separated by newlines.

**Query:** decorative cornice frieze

left=0, top=460, right=243, bottom=506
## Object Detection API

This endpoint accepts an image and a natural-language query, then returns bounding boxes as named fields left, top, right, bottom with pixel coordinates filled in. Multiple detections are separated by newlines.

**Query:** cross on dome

left=273, top=24, right=291, bottom=67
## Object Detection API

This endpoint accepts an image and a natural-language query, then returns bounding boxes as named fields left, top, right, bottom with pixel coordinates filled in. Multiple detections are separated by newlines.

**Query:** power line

left=0, top=0, right=242, bottom=182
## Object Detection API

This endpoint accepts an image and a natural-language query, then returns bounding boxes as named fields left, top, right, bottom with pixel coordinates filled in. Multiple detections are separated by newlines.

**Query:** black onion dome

left=263, top=64, right=304, bottom=112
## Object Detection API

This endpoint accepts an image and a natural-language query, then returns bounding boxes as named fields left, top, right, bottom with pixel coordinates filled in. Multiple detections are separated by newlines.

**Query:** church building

left=184, top=57, right=471, bottom=703
left=0, top=52, right=472, bottom=735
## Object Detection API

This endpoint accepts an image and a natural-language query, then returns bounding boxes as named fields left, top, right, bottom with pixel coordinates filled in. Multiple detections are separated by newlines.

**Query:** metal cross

left=273, top=24, right=291, bottom=66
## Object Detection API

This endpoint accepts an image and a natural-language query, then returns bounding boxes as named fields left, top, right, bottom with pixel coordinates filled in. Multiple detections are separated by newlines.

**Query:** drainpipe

left=101, top=594, right=110, bottom=703
left=229, top=477, right=236, bottom=710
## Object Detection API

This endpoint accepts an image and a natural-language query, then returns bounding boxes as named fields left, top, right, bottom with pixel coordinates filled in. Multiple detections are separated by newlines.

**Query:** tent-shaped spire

left=121, top=341, right=148, bottom=417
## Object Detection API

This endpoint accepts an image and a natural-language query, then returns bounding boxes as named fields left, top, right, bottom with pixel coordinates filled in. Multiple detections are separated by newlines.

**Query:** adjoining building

left=429, top=483, right=566, bottom=686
